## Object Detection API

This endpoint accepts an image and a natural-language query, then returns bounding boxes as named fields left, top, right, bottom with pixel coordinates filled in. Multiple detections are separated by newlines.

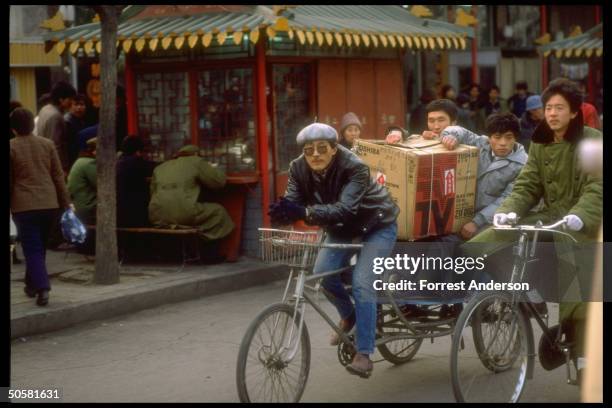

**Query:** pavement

left=10, top=245, right=285, bottom=339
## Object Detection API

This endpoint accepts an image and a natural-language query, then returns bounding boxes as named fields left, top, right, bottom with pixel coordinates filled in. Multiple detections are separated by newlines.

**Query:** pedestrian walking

left=10, top=108, right=73, bottom=306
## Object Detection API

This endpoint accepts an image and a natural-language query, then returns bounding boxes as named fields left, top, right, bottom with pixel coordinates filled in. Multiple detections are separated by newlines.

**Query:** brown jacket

left=10, top=133, right=71, bottom=213
left=35, top=103, right=69, bottom=171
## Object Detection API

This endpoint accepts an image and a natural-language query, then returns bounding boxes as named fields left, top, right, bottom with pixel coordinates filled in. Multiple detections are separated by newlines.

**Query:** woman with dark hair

left=440, top=84, right=456, bottom=101
left=10, top=108, right=73, bottom=306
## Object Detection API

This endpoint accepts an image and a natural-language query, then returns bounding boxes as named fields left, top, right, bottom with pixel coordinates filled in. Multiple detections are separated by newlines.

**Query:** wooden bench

left=86, top=225, right=201, bottom=266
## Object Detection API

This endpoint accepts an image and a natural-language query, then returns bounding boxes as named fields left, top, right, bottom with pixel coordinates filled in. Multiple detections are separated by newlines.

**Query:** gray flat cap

left=296, top=123, right=338, bottom=146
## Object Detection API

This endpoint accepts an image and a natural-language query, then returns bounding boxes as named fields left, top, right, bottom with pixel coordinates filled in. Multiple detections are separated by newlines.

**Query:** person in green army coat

left=148, top=145, right=234, bottom=241
left=464, top=78, right=602, bottom=368
left=67, top=137, right=98, bottom=225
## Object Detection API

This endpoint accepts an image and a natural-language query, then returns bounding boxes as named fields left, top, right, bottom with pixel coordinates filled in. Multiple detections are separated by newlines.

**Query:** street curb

left=11, top=263, right=286, bottom=339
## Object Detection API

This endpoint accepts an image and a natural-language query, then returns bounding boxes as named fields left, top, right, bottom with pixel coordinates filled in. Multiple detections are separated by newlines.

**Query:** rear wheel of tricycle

left=376, top=303, right=423, bottom=365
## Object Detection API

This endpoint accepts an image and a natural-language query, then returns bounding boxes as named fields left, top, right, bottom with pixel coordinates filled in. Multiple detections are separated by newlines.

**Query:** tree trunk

left=92, top=6, right=121, bottom=284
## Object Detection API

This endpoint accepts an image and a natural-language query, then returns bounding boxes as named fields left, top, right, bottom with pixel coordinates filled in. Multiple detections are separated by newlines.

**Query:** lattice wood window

left=197, top=67, right=256, bottom=173
left=136, top=71, right=190, bottom=161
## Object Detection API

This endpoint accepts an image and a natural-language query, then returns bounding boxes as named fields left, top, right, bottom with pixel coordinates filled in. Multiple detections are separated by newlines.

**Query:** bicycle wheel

left=376, top=303, right=423, bottom=365
left=450, top=291, right=533, bottom=403
left=236, top=302, right=310, bottom=403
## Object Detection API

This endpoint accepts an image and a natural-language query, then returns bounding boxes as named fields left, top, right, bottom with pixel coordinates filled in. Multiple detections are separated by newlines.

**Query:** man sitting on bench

left=148, top=144, right=234, bottom=259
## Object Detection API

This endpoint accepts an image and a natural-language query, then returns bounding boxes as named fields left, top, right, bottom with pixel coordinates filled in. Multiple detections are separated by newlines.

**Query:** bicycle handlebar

left=493, top=217, right=567, bottom=230
left=493, top=217, right=578, bottom=243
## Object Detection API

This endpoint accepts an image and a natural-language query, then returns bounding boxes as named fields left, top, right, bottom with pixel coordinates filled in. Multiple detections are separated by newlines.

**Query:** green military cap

left=178, top=144, right=199, bottom=154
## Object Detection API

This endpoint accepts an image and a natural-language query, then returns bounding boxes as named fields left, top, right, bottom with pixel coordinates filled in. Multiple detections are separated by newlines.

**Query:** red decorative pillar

left=255, top=35, right=270, bottom=227
left=124, top=54, right=138, bottom=135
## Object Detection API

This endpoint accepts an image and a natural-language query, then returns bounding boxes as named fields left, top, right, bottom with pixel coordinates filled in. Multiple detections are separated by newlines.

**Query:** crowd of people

left=10, top=80, right=234, bottom=307
left=269, top=77, right=601, bottom=378
left=409, top=80, right=602, bottom=143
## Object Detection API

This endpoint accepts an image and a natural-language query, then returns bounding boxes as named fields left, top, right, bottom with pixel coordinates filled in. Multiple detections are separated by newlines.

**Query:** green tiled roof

left=44, top=5, right=472, bottom=56
left=539, top=24, right=602, bottom=59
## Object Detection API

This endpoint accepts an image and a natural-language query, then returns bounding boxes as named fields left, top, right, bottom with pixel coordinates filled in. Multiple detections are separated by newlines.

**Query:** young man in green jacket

left=466, top=78, right=602, bottom=370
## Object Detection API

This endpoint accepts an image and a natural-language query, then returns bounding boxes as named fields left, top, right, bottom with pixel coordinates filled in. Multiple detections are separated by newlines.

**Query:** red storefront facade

left=47, top=5, right=471, bottom=257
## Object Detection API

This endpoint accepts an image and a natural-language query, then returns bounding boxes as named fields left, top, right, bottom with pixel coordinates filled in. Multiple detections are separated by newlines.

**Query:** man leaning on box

left=414, top=112, right=529, bottom=319
left=427, top=112, right=528, bottom=240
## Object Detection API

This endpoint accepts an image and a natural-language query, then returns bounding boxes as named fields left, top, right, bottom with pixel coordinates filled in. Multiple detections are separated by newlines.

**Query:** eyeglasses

left=303, top=144, right=329, bottom=156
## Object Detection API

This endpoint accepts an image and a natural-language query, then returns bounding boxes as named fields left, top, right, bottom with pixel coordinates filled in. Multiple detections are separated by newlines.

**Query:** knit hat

left=526, top=95, right=543, bottom=111
left=339, top=112, right=362, bottom=136
left=296, top=123, right=338, bottom=146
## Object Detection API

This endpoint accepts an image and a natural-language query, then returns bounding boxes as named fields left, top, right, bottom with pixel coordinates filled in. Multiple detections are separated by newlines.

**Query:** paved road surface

left=11, top=280, right=580, bottom=402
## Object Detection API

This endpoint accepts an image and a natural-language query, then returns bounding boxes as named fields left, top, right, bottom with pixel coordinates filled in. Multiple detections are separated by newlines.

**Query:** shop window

left=197, top=67, right=257, bottom=174
left=136, top=71, right=191, bottom=161
left=272, top=64, right=312, bottom=173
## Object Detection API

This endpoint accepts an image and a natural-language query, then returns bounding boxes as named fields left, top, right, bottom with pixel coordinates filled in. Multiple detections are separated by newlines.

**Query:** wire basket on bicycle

left=258, top=228, right=324, bottom=269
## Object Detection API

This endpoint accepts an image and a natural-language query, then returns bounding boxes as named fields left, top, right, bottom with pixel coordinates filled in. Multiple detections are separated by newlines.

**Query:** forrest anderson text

left=373, top=280, right=530, bottom=291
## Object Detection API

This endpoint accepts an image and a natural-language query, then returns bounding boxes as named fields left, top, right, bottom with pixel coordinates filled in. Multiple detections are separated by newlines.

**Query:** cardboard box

left=355, top=138, right=478, bottom=240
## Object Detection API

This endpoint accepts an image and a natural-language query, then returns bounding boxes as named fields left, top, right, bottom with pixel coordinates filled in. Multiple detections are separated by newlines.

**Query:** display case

left=196, top=67, right=257, bottom=174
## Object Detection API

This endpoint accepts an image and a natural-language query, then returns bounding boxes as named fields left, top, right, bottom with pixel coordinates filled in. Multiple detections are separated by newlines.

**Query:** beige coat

left=10, top=134, right=70, bottom=213
left=35, top=103, right=69, bottom=171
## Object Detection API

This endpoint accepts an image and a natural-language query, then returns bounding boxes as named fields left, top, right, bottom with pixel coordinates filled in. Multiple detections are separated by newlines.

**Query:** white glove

left=494, top=212, right=517, bottom=226
left=563, top=214, right=584, bottom=231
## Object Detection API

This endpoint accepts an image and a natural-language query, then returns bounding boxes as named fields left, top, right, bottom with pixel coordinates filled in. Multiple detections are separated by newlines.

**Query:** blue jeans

left=12, top=209, right=56, bottom=292
left=313, top=222, right=397, bottom=355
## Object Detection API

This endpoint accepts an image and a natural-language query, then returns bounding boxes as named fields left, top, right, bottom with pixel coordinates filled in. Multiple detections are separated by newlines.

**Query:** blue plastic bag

left=61, top=209, right=87, bottom=244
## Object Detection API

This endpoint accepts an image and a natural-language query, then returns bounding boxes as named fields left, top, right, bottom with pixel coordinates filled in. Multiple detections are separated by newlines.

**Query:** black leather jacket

left=284, top=145, right=399, bottom=238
